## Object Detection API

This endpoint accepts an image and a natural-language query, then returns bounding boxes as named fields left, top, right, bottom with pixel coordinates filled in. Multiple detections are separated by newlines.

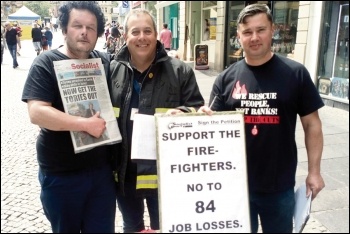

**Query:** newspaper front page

left=53, top=58, right=121, bottom=154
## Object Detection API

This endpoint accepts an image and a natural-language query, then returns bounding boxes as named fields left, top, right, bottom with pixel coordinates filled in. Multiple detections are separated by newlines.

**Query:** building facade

left=152, top=1, right=348, bottom=111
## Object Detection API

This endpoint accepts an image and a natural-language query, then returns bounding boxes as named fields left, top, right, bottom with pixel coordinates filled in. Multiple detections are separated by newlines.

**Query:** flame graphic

left=232, top=81, right=247, bottom=99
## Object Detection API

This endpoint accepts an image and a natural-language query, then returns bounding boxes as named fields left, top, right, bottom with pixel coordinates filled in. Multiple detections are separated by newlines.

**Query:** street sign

left=122, top=1, right=129, bottom=8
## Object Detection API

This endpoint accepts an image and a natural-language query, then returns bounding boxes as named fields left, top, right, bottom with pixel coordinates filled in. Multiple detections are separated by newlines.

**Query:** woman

left=203, top=19, right=210, bottom=40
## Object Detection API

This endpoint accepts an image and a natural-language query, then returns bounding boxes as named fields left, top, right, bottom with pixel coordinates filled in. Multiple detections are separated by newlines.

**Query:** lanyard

left=133, top=66, right=153, bottom=94
left=133, top=79, right=141, bottom=94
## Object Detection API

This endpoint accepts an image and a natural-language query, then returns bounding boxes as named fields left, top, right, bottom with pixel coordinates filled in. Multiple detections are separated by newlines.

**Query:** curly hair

left=58, top=1, right=105, bottom=37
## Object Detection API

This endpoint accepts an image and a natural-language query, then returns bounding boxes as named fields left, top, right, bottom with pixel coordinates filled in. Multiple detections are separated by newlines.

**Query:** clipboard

left=294, top=183, right=312, bottom=233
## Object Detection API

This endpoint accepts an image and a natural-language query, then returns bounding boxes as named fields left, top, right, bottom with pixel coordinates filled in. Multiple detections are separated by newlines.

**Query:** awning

left=154, top=1, right=180, bottom=10
left=8, top=5, right=40, bottom=21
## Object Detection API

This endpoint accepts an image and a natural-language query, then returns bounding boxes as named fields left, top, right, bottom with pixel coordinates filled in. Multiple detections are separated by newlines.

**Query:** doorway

left=189, top=1, right=201, bottom=61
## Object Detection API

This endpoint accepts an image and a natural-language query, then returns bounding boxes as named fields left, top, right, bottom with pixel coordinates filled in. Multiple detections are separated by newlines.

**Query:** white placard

left=131, top=114, right=156, bottom=160
left=156, top=112, right=251, bottom=233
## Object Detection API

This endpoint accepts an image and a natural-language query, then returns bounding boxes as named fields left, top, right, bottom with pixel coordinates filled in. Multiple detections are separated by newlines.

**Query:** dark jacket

left=44, top=30, right=53, bottom=41
left=109, top=41, right=204, bottom=194
left=31, top=27, right=42, bottom=42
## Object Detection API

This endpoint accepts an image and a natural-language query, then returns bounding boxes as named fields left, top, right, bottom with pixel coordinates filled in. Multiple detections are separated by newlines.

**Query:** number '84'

left=195, top=200, right=216, bottom=213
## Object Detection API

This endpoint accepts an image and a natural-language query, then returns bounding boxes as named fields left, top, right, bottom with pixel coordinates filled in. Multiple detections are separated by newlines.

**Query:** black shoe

left=13, top=65, right=18, bottom=68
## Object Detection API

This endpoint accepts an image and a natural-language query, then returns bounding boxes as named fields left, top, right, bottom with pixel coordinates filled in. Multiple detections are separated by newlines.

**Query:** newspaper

left=294, top=183, right=312, bottom=233
left=53, top=58, right=122, bottom=154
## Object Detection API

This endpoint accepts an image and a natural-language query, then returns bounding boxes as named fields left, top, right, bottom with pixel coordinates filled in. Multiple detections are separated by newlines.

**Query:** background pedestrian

left=31, top=23, right=42, bottom=56
left=44, top=26, right=53, bottom=50
left=4, top=21, right=20, bottom=68
left=159, top=23, right=172, bottom=51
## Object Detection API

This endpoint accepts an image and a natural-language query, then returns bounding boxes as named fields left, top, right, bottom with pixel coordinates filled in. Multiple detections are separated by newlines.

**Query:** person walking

left=118, top=25, right=125, bottom=48
left=31, top=23, right=42, bottom=56
left=198, top=3, right=325, bottom=233
left=41, top=29, right=49, bottom=52
left=104, top=22, right=111, bottom=46
left=21, top=1, right=117, bottom=233
left=4, top=21, right=20, bottom=68
left=44, top=26, right=53, bottom=50
left=106, top=25, right=121, bottom=54
left=109, top=9, right=204, bottom=233
left=13, top=22, right=22, bottom=56
left=159, top=23, right=172, bottom=51
left=203, top=19, right=210, bottom=40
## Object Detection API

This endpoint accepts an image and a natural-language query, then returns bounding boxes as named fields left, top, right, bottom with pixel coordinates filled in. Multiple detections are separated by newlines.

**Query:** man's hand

left=197, top=106, right=214, bottom=115
left=165, top=109, right=184, bottom=115
left=84, top=111, right=106, bottom=138
left=306, top=173, right=325, bottom=200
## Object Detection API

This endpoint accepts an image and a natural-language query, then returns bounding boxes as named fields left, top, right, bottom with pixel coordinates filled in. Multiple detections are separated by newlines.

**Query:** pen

left=209, top=95, right=217, bottom=109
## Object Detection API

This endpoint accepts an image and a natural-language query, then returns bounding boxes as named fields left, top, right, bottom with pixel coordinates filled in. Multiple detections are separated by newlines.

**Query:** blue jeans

left=116, top=180, right=159, bottom=232
left=7, top=44, right=18, bottom=67
left=38, top=165, right=117, bottom=233
left=249, top=188, right=295, bottom=233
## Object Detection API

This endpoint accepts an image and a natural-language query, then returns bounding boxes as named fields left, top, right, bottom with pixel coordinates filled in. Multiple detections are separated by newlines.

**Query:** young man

left=31, top=23, right=42, bottom=56
left=159, top=23, right=172, bottom=51
left=199, top=3, right=325, bottom=233
left=109, top=9, right=204, bottom=233
left=21, top=2, right=116, bottom=233
left=4, top=21, right=20, bottom=68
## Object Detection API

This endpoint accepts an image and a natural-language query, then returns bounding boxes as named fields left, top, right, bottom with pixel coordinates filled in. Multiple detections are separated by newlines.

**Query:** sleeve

left=178, top=65, right=205, bottom=110
left=209, top=73, right=226, bottom=111
left=22, top=56, right=58, bottom=104
left=175, top=106, right=197, bottom=113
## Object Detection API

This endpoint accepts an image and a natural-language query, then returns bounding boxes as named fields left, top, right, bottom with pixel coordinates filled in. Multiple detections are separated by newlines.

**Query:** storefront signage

left=194, top=44, right=209, bottom=70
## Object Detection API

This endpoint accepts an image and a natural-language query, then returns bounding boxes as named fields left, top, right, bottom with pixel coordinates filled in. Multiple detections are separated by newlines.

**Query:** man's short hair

left=123, top=9, right=157, bottom=34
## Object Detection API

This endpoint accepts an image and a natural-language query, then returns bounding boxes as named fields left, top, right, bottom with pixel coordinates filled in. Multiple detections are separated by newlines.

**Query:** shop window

left=317, top=2, right=349, bottom=100
left=272, top=1, right=299, bottom=56
left=224, top=1, right=298, bottom=68
left=202, top=2, right=217, bottom=41
left=226, top=1, right=245, bottom=65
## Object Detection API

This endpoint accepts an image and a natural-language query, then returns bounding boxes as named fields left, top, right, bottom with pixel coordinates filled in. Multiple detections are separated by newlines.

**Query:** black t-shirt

left=210, top=54, right=324, bottom=193
left=21, top=49, right=113, bottom=175
left=44, top=30, right=53, bottom=41
left=5, top=28, right=18, bottom=45
left=31, top=27, right=42, bottom=42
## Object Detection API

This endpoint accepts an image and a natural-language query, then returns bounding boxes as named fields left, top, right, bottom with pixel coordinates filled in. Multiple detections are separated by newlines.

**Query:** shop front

left=317, top=1, right=349, bottom=109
